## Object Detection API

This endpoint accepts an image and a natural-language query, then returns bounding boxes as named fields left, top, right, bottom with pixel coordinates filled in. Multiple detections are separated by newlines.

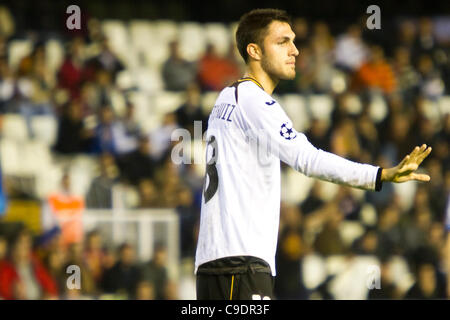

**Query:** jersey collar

left=237, top=77, right=264, bottom=91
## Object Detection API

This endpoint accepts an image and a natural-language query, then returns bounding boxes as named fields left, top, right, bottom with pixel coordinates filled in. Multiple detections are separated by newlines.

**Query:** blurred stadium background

left=0, top=0, right=449, bottom=300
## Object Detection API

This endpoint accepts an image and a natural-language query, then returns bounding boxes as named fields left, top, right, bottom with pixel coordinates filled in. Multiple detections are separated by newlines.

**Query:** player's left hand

left=381, top=144, right=432, bottom=183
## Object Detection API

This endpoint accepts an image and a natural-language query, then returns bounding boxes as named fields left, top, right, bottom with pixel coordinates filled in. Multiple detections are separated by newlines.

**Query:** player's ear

left=247, top=43, right=262, bottom=61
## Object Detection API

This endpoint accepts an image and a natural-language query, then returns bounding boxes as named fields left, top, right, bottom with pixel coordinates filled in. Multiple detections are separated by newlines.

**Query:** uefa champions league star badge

left=279, top=122, right=297, bottom=140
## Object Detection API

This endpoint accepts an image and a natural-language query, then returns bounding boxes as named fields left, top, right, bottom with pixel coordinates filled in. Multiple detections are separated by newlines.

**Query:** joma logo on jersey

left=265, top=100, right=276, bottom=106
left=211, top=103, right=236, bottom=122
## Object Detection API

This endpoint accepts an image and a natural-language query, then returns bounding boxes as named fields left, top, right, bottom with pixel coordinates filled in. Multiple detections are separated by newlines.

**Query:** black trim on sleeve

left=375, top=167, right=383, bottom=192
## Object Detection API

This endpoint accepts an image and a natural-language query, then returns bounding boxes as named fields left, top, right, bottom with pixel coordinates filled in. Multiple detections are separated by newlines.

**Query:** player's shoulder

left=230, top=78, right=275, bottom=107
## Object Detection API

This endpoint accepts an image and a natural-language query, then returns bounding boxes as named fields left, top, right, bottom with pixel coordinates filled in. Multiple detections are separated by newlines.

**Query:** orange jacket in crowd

left=47, top=193, right=85, bottom=247
left=353, top=61, right=397, bottom=94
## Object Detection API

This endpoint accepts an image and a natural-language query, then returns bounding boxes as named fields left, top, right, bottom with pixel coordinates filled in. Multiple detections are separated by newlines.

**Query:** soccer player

left=195, top=8, right=432, bottom=300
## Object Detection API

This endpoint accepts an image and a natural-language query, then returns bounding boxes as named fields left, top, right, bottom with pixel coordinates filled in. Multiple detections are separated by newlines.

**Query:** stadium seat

left=308, top=94, right=334, bottom=121
left=115, top=69, right=136, bottom=91
left=302, top=254, right=327, bottom=290
left=388, top=255, right=415, bottom=295
left=21, top=141, right=52, bottom=175
left=204, top=23, right=231, bottom=57
left=178, top=22, right=207, bottom=62
left=338, top=221, right=365, bottom=247
left=368, top=93, right=388, bottom=123
left=201, top=91, right=219, bottom=114
left=110, top=89, right=127, bottom=117
left=328, top=255, right=380, bottom=299
left=45, top=39, right=64, bottom=74
left=128, top=20, right=154, bottom=53
left=8, top=39, right=32, bottom=70
left=281, top=168, right=313, bottom=204
left=438, top=95, right=450, bottom=115
left=281, top=94, right=310, bottom=132
left=31, top=115, right=58, bottom=146
left=0, top=138, right=20, bottom=174
left=393, top=181, right=417, bottom=212
left=135, top=68, right=164, bottom=93
left=153, top=91, right=185, bottom=114
left=1, top=113, right=28, bottom=141
left=101, top=20, right=133, bottom=67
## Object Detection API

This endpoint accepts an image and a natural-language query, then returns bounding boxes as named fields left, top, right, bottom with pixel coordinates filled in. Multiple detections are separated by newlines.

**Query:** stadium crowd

left=0, top=5, right=449, bottom=299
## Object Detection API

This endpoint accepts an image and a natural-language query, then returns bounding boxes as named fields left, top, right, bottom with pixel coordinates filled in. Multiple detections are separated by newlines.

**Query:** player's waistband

left=196, top=255, right=272, bottom=275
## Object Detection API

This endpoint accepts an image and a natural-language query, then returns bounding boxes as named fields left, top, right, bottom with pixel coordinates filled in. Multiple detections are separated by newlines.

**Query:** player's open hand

left=381, top=144, right=432, bottom=183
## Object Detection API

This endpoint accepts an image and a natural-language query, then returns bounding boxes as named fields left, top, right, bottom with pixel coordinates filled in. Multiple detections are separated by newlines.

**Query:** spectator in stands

left=44, top=173, right=85, bottom=248
left=334, top=24, right=367, bottom=73
left=367, top=258, right=400, bottom=299
left=15, top=42, right=55, bottom=138
left=376, top=204, right=403, bottom=257
left=275, top=203, right=309, bottom=299
left=149, top=112, right=179, bottom=162
left=57, top=36, right=86, bottom=100
left=88, top=102, right=139, bottom=156
left=313, top=202, right=346, bottom=256
left=176, top=188, right=199, bottom=258
left=89, top=106, right=119, bottom=155
left=101, top=243, right=140, bottom=299
left=64, top=242, right=97, bottom=298
left=87, top=37, right=124, bottom=80
left=140, top=244, right=169, bottom=300
left=353, top=45, right=397, bottom=95
left=137, top=178, right=159, bottom=208
left=174, top=82, right=208, bottom=136
left=83, top=230, right=105, bottom=285
left=197, top=43, right=240, bottom=91
left=53, top=99, right=92, bottom=154
left=42, top=248, right=66, bottom=296
left=416, top=54, right=445, bottom=100
left=162, top=40, right=197, bottom=91
left=135, top=280, right=155, bottom=300
left=413, top=17, right=439, bottom=63
left=292, top=17, right=310, bottom=48
left=86, top=153, right=119, bottom=208
left=392, top=46, right=420, bottom=104
left=0, top=229, right=58, bottom=299
left=308, top=21, right=335, bottom=93
left=405, top=261, right=447, bottom=299
left=117, top=135, right=157, bottom=186
left=0, top=56, right=15, bottom=115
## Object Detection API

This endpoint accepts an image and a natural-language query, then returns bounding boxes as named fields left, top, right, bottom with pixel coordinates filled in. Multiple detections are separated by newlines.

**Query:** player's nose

left=290, top=42, right=299, bottom=57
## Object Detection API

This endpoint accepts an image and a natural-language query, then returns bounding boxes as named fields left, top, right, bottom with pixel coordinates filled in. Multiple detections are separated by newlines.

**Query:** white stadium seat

left=204, top=23, right=231, bottom=57
left=31, top=115, right=58, bottom=146
left=438, top=95, right=450, bottom=115
left=308, top=94, right=334, bottom=121
left=201, top=91, right=219, bottom=114
left=178, top=22, right=207, bottom=62
left=281, top=94, right=310, bottom=132
left=302, top=254, right=327, bottom=290
left=153, top=91, right=185, bottom=114
left=45, top=39, right=65, bottom=74
left=8, top=39, right=32, bottom=71
left=0, top=138, right=20, bottom=174
left=1, top=113, right=28, bottom=141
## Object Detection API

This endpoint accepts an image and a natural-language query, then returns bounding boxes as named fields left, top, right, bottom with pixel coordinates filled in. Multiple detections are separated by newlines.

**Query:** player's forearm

left=296, top=144, right=382, bottom=191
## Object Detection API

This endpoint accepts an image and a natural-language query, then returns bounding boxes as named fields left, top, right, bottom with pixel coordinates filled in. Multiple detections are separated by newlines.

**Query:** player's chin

left=280, top=70, right=296, bottom=80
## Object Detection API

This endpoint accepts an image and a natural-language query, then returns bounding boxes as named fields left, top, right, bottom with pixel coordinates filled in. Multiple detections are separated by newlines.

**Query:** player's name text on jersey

left=210, top=103, right=236, bottom=122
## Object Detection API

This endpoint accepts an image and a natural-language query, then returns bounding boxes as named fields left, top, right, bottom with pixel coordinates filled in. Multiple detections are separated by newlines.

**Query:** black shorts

left=196, top=256, right=274, bottom=300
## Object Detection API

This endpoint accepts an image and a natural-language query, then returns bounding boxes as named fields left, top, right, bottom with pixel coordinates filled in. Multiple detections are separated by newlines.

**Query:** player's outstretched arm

left=381, top=144, right=432, bottom=183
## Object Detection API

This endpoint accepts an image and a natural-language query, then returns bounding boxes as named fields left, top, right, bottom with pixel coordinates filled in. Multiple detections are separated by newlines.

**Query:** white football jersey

left=195, top=78, right=382, bottom=276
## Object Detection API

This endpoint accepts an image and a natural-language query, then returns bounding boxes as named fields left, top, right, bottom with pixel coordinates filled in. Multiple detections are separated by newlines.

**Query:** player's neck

left=243, top=65, right=278, bottom=95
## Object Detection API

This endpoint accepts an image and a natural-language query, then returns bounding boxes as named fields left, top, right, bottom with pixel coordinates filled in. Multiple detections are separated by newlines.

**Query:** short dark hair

left=236, top=8, right=292, bottom=63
